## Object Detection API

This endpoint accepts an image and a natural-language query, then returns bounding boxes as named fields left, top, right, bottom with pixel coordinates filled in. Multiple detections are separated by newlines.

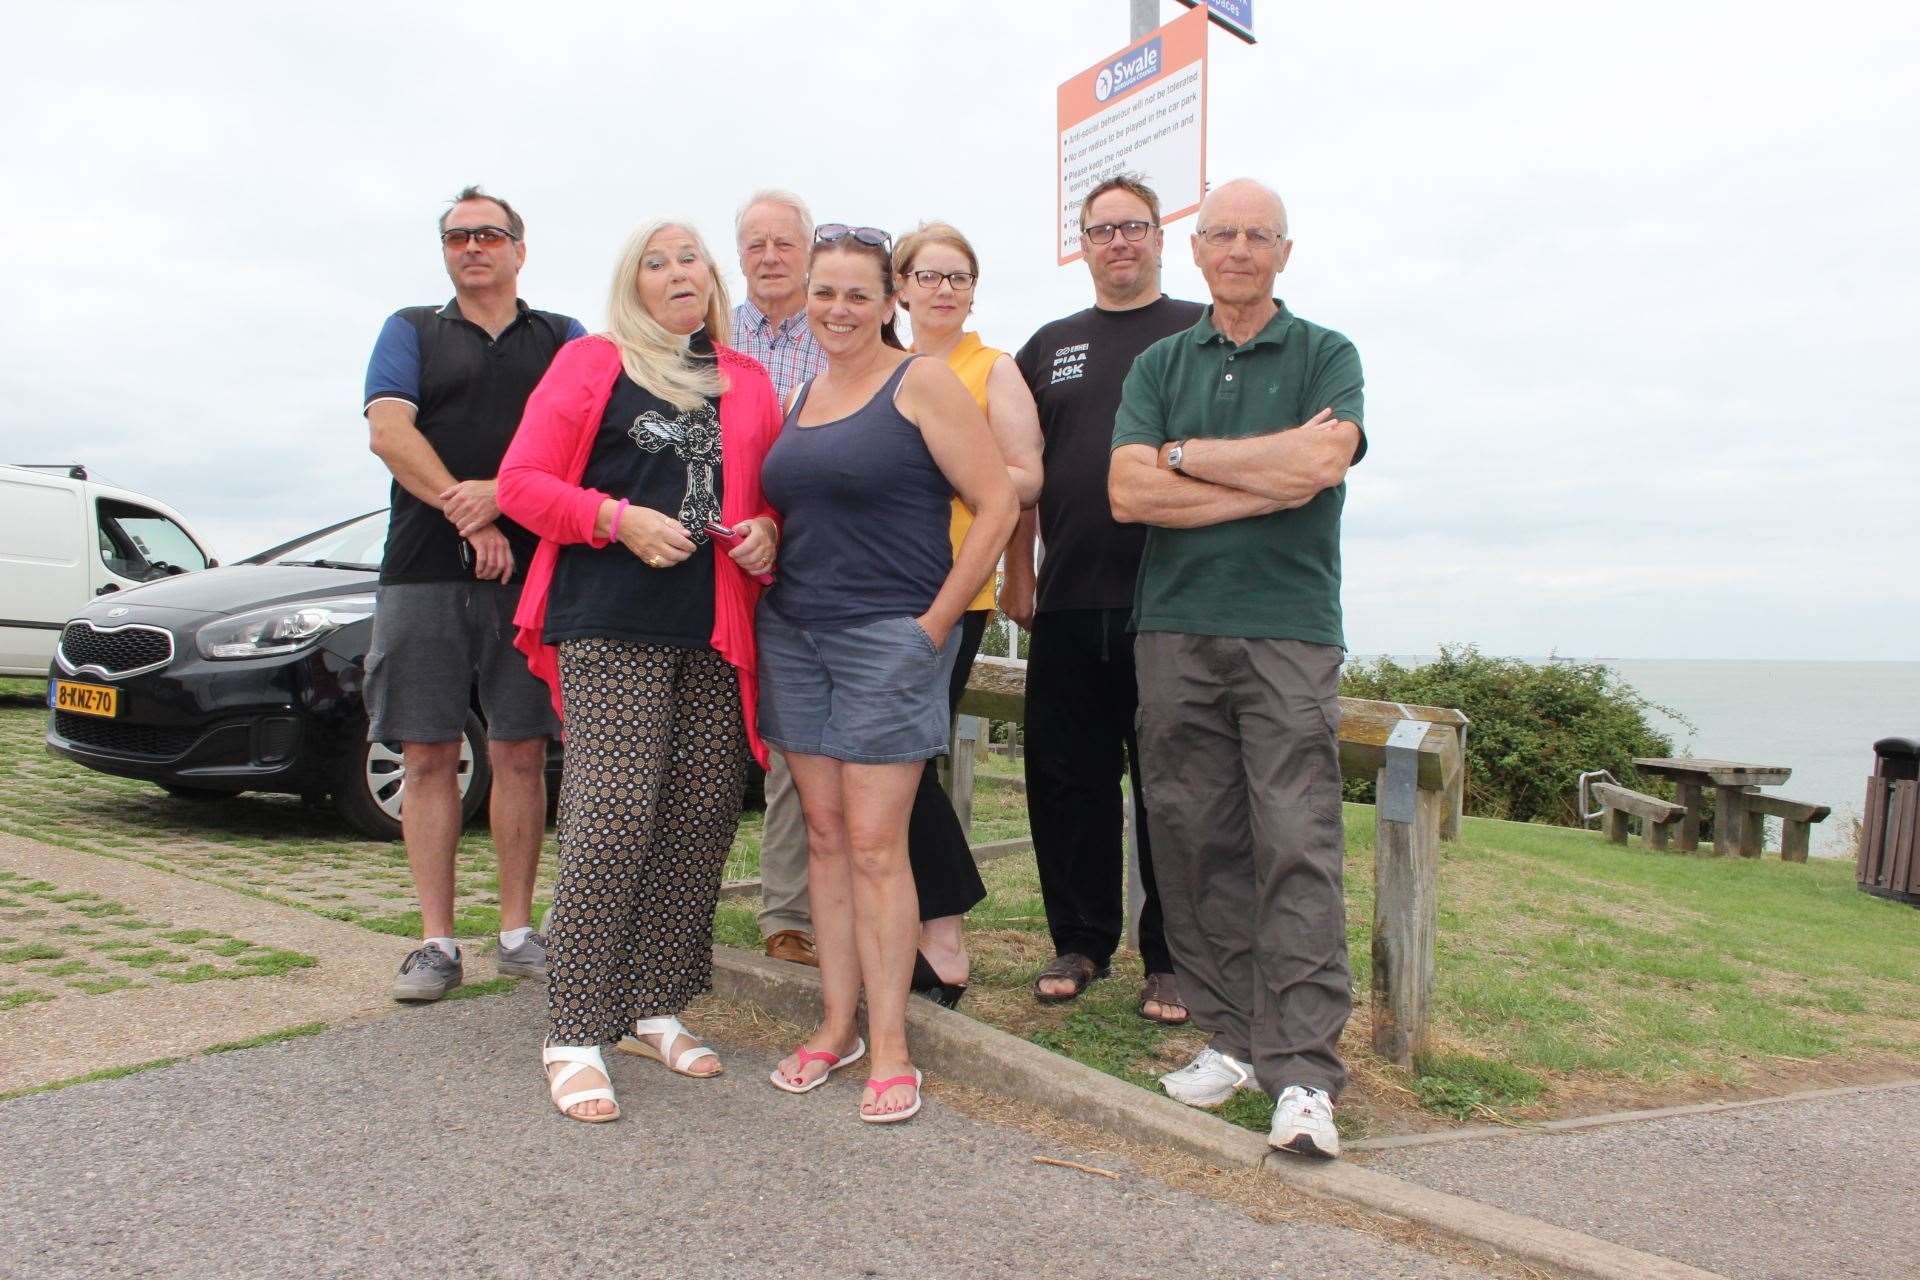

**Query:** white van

left=0, top=464, right=218, bottom=678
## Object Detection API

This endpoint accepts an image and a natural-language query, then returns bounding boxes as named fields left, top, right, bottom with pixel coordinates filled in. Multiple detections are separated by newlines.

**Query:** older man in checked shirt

left=729, top=188, right=827, bottom=967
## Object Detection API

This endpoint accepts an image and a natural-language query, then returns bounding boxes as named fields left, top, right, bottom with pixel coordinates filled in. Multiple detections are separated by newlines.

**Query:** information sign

left=1055, top=5, right=1208, bottom=265
left=1176, top=0, right=1255, bottom=44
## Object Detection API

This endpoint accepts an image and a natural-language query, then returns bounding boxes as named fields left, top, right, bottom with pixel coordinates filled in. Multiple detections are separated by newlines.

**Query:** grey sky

left=5, top=0, right=1914, bottom=659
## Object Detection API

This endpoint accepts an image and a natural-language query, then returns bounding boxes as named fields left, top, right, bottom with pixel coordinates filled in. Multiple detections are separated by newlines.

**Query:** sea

left=1360, top=658, right=1920, bottom=857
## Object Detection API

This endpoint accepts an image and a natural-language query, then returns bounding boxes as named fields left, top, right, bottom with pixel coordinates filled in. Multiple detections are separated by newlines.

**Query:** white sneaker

left=1269, top=1084, right=1339, bottom=1158
left=1159, top=1047, right=1252, bottom=1107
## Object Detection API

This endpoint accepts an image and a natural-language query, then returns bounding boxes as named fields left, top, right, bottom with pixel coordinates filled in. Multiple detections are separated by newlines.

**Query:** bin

left=1858, top=736, right=1920, bottom=904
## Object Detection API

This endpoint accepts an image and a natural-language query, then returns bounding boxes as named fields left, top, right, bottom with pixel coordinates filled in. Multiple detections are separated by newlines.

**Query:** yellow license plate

left=53, top=680, right=118, bottom=718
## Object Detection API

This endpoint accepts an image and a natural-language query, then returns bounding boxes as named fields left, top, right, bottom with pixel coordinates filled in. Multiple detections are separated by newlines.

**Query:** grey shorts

left=756, top=604, right=959, bottom=765
left=364, top=582, right=559, bottom=744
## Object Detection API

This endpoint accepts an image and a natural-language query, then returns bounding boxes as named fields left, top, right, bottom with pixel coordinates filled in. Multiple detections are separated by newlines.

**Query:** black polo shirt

left=363, top=298, right=585, bottom=584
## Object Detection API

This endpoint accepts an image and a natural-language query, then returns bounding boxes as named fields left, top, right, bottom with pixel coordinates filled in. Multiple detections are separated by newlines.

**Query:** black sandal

left=911, top=951, right=968, bottom=1009
left=1137, top=972, right=1190, bottom=1025
left=1033, top=953, right=1109, bottom=1004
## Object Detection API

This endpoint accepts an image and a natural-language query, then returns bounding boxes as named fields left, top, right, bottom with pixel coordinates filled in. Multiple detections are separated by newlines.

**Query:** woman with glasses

left=759, top=223, right=1018, bottom=1122
left=497, top=218, right=784, bottom=1123
left=886, top=221, right=1041, bottom=1009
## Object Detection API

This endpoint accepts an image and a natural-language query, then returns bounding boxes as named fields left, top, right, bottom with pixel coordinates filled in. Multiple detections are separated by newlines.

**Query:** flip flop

left=859, top=1069, right=923, bottom=1124
left=768, top=1037, right=867, bottom=1095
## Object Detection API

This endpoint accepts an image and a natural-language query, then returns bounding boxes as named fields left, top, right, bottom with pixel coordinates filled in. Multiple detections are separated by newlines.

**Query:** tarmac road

left=1, top=985, right=1487, bottom=1280
left=1368, top=1081, right=1920, bottom=1280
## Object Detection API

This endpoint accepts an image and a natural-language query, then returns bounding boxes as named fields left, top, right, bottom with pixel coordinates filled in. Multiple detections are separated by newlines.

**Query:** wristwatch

left=1166, top=440, right=1188, bottom=474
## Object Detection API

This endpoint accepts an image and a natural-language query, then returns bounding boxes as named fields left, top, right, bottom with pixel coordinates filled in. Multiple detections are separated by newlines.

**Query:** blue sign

left=1094, top=34, right=1164, bottom=102
left=1177, top=0, right=1255, bottom=44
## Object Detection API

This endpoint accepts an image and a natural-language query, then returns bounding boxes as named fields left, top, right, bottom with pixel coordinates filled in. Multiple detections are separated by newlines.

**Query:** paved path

left=1368, top=1082, right=1920, bottom=1280
left=2, top=833, right=428, bottom=1092
left=0, top=983, right=1488, bottom=1280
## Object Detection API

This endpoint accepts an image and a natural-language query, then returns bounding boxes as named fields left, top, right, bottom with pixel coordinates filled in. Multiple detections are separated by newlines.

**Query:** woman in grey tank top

left=759, top=227, right=1018, bottom=1123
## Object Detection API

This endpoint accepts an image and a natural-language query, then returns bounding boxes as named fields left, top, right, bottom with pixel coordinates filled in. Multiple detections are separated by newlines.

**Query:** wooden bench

left=1740, top=793, right=1831, bottom=863
left=955, top=656, right=1466, bottom=1069
left=1591, top=781, right=1686, bottom=851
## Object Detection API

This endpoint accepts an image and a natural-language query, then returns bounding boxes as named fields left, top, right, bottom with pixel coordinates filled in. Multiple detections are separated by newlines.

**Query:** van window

left=97, top=500, right=209, bottom=581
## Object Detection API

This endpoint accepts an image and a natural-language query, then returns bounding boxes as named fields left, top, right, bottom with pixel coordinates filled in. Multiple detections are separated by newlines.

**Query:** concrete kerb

left=711, top=946, right=1731, bottom=1280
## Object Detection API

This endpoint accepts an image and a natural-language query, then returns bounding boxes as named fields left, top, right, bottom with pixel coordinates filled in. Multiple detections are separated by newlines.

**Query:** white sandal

left=617, top=1015, right=723, bottom=1078
left=543, top=1043, right=619, bottom=1123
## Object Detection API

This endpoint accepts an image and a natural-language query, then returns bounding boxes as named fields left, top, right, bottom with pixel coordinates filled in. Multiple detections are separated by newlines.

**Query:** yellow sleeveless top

left=943, top=331, right=1003, bottom=612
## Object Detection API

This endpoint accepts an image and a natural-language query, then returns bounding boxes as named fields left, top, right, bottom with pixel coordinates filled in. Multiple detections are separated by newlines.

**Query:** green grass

left=0, top=1057, right=184, bottom=1101
left=204, top=1022, right=328, bottom=1053
left=443, top=977, right=520, bottom=1002
left=953, top=803, right=1920, bottom=1132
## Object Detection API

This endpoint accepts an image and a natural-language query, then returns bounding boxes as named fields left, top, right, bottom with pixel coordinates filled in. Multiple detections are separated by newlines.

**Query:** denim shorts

left=755, top=604, right=959, bottom=765
left=364, top=582, right=559, bottom=744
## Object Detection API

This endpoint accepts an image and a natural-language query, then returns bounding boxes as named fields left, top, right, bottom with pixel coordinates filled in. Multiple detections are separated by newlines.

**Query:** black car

left=44, top=509, right=554, bottom=840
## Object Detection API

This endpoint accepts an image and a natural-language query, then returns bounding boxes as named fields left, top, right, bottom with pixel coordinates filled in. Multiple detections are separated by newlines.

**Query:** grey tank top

left=760, top=356, right=954, bottom=628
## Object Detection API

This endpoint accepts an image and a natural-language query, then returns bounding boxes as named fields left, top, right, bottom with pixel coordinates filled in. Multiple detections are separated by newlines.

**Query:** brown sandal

left=1138, top=972, right=1190, bottom=1025
left=1033, top=953, right=1109, bottom=1004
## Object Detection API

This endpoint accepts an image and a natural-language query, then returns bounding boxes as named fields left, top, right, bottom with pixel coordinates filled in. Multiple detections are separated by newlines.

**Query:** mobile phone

left=705, top=522, right=775, bottom=586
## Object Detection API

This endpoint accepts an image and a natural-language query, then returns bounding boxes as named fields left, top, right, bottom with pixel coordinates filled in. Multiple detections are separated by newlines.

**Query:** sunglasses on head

left=440, top=225, right=518, bottom=248
left=814, top=223, right=892, bottom=250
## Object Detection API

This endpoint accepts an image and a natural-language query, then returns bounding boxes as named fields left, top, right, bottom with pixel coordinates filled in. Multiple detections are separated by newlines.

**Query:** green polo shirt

left=1111, top=301, right=1365, bottom=646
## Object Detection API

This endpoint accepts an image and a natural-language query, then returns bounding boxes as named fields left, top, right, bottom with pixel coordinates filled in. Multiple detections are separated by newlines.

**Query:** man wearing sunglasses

left=1006, top=175, right=1204, bottom=1026
left=1109, top=177, right=1366, bottom=1159
left=729, top=189, right=830, bottom=969
left=363, top=185, right=587, bottom=1002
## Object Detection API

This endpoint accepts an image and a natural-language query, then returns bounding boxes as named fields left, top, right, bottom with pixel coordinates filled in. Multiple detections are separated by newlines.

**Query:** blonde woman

left=889, top=221, right=1042, bottom=1007
left=498, top=219, right=783, bottom=1123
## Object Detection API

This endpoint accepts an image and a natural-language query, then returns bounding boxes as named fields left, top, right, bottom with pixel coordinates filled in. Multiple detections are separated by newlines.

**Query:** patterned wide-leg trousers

left=546, top=638, right=748, bottom=1046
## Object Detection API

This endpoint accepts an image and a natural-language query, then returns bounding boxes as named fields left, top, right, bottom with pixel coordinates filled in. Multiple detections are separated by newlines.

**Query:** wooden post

left=1371, top=776, right=1441, bottom=1070
left=1675, top=782, right=1702, bottom=851
left=949, top=714, right=981, bottom=836
left=1440, top=724, right=1466, bottom=842
left=1603, top=807, right=1629, bottom=844
left=1644, top=817, right=1670, bottom=852
left=1781, top=821, right=1811, bottom=863
left=1740, top=811, right=1767, bottom=858
left=1712, top=784, right=1747, bottom=857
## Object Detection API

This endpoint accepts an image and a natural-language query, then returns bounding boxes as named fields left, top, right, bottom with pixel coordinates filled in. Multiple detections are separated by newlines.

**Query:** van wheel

left=334, top=713, right=492, bottom=841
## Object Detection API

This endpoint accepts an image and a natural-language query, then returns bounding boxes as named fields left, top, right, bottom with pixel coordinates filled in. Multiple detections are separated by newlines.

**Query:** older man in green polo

left=1108, top=177, right=1366, bottom=1159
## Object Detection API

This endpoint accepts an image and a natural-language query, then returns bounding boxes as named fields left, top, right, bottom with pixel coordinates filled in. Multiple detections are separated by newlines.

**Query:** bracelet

left=604, top=498, right=630, bottom=547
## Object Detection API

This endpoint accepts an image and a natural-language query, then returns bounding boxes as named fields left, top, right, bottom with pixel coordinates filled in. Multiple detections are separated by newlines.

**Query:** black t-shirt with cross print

left=543, top=353, right=724, bottom=650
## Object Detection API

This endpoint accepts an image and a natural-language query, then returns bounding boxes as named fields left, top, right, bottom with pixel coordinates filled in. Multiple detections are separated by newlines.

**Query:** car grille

left=53, top=712, right=198, bottom=759
left=58, top=621, right=174, bottom=677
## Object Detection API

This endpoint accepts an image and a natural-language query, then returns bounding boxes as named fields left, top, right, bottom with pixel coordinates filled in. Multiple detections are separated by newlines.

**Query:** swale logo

left=1093, top=36, right=1162, bottom=103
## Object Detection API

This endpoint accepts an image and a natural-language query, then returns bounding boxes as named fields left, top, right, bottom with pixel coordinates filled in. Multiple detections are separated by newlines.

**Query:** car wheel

left=334, top=712, right=492, bottom=841
left=160, top=784, right=230, bottom=802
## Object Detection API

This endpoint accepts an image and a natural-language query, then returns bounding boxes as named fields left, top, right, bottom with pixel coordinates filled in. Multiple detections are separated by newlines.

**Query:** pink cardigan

left=497, top=335, right=782, bottom=767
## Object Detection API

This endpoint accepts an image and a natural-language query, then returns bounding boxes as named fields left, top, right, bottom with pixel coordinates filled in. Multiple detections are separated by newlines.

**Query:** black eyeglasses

left=440, top=225, right=519, bottom=248
left=814, top=223, right=892, bottom=250
left=1082, top=220, right=1156, bottom=245
left=907, top=268, right=977, bottom=292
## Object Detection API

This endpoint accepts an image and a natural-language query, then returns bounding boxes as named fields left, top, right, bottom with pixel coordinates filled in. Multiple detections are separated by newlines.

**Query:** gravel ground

left=0, top=984, right=1487, bottom=1280
left=1368, top=1081, right=1920, bottom=1280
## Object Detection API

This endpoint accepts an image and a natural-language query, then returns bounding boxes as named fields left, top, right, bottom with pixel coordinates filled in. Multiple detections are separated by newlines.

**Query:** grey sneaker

left=391, top=945, right=462, bottom=1002
left=496, top=930, right=550, bottom=979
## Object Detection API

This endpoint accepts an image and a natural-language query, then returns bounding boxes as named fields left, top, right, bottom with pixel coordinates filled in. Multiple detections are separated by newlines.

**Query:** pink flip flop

left=768, top=1037, right=867, bottom=1095
left=859, top=1068, right=924, bottom=1124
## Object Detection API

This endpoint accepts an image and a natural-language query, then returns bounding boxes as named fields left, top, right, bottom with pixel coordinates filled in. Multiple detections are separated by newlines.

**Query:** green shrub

left=1340, top=645, right=1684, bottom=826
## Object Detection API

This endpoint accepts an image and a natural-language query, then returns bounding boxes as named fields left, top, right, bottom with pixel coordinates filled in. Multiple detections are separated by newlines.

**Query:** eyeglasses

left=1196, top=225, right=1283, bottom=249
left=440, top=225, right=519, bottom=248
left=814, top=223, right=892, bottom=250
left=1082, top=220, right=1156, bottom=245
left=907, top=268, right=976, bottom=292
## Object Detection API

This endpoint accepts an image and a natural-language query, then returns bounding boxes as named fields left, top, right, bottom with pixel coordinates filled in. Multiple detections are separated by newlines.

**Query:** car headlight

left=195, top=596, right=375, bottom=660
